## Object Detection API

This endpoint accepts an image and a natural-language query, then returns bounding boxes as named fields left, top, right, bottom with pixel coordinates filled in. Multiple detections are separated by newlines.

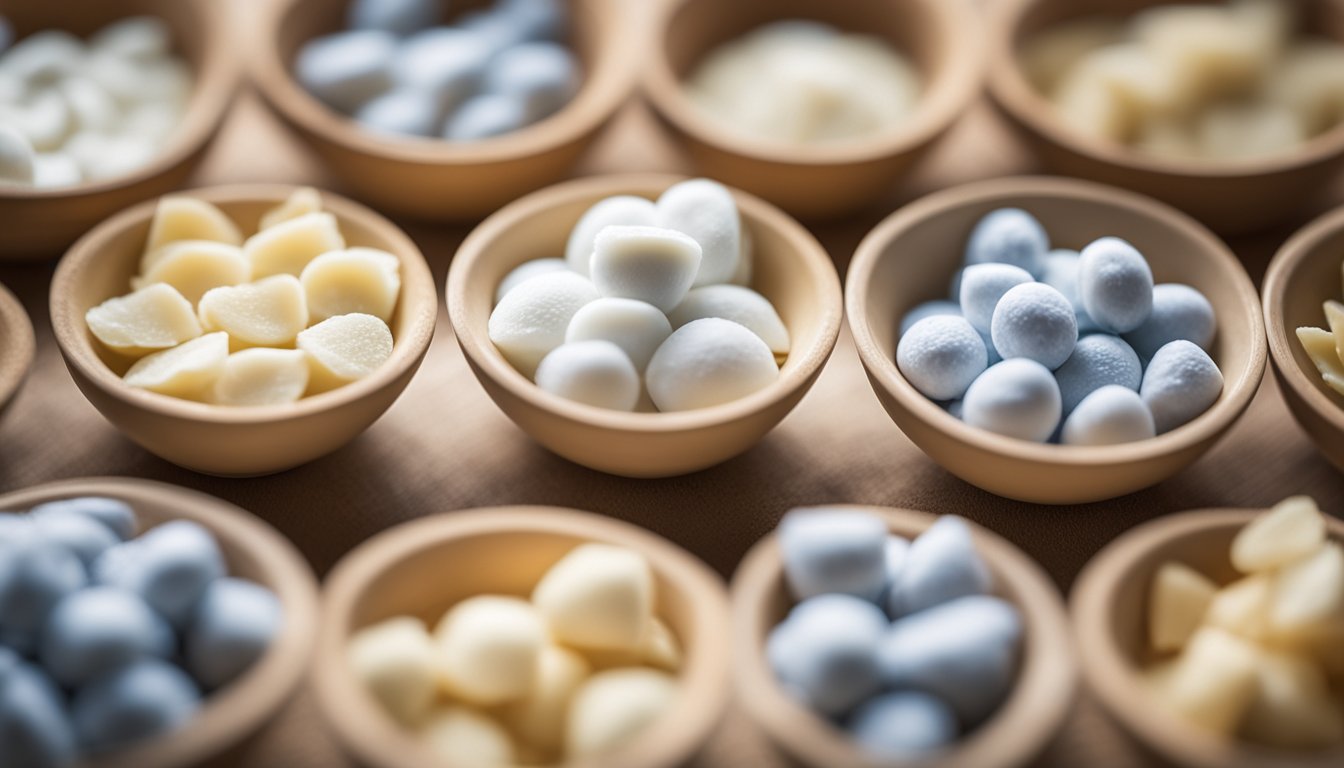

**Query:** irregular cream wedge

left=1297, top=326, right=1344, bottom=395
left=530, top=543, right=654, bottom=653
left=244, top=211, right=345, bottom=279
left=122, top=331, right=229, bottom=398
left=296, top=313, right=393, bottom=394
left=584, top=617, right=683, bottom=672
left=1269, top=542, right=1344, bottom=635
left=300, top=247, right=401, bottom=323
left=132, top=240, right=250, bottom=305
left=260, top=187, right=322, bottom=230
left=1161, top=626, right=1261, bottom=736
left=1231, top=495, right=1327, bottom=573
left=500, top=645, right=591, bottom=757
left=198, top=275, right=309, bottom=348
left=566, top=669, right=677, bottom=759
left=86, top=282, right=201, bottom=356
left=434, top=596, right=545, bottom=706
left=1149, top=562, right=1217, bottom=652
left=1204, top=573, right=1273, bottom=641
left=211, top=348, right=310, bottom=407
left=144, top=196, right=243, bottom=253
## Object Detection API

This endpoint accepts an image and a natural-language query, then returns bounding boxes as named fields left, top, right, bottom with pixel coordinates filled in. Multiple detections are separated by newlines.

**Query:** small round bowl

left=0, top=477, right=320, bottom=768
left=987, top=0, right=1344, bottom=236
left=847, top=176, right=1266, bottom=504
left=642, top=0, right=984, bottom=220
left=1072, top=508, right=1344, bottom=768
left=48, top=184, right=438, bottom=477
left=1264, top=206, right=1344, bottom=472
left=252, top=0, right=640, bottom=222
left=447, top=173, right=843, bottom=478
left=313, top=506, right=732, bottom=768
left=731, top=504, right=1077, bottom=768
left=0, top=0, right=239, bottom=260
left=0, top=281, right=36, bottom=419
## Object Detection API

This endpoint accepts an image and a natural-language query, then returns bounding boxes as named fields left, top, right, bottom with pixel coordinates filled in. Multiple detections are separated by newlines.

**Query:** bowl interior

left=1268, top=219, right=1344, bottom=412
left=0, top=282, right=35, bottom=411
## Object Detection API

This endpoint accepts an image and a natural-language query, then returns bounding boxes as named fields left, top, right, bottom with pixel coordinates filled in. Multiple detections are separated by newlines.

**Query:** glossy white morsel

left=198, top=275, right=309, bottom=348
left=990, top=282, right=1078, bottom=370
left=243, top=211, right=346, bottom=279
left=645, top=318, right=779, bottom=412
left=565, top=196, right=659, bottom=276
left=958, top=263, right=1034, bottom=335
left=1060, top=385, right=1156, bottom=446
left=1139, top=340, right=1224, bottom=434
left=488, top=271, right=599, bottom=377
left=496, top=258, right=569, bottom=303
left=534, top=340, right=640, bottom=411
left=86, top=283, right=202, bottom=355
left=145, top=196, right=243, bottom=253
left=896, top=315, right=987, bottom=402
left=1148, top=562, right=1217, bottom=653
left=434, top=596, right=545, bottom=706
left=1156, top=626, right=1260, bottom=736
left=1078, top=237, right=1154, bottom=334
left=123, top=331, right=229, bottom=398
left=300, top=247, right=401, bottom=323
left=1231, top=496, right=1326, bottom=574
left=420, top=707, right=517, bottom=765
left=296, top=313, right=394, bottom=393
left=132, top=241, right=250, bottom=305
left=589, top=225, right=702, bottom=313
left=565, top=298, right=671, bottom=373
left=655, top=178, right=741, bottom=287
left=531, top=543, right=654, bottom=653
left=346, top=617, right=438, bottom=726
left=961, top=359, right=1061, bottom=443
left=211, top=348, right=310, bottom=407
left=668, top=285, right=789, bottom=357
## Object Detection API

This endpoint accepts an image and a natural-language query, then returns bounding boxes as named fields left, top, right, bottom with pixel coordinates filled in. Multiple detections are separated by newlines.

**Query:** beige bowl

left=252, top=0, right=639, bottom=222
left=1072, top=507, right=1344, bottom=768
left=48, top=184, right=438, bottom=477
left=1264, top=206, right=1344, bottom=472
left=446, top=173, right=843, bottom=478
left=846, top=176, right=1266, bottom=504
left=0, top=0, right=239, bottom=260
left=0, top=476, right=320, bottom=768
left=642, top=0, right=984, bottom=220
left=731, top=504, right=1077, bottom=768
left=987, top=0, right=1344, bottom=235
left=0, top=281, right=36, bottom=418
left=313, top=506, right=732, bottom=768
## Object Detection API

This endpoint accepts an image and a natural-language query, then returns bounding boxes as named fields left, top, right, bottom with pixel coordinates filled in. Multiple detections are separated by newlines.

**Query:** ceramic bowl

left=846, top=176, right=1266, bottom=504
left=48, top=184, right=438, bottom=477
left=731, top=504, right=1077, bottom=768
left=986, top=0, right=1344, bottom=235
left=642, top=0, right=984, bottom=220
left=1072, top=507, right=1344, bottom=768
left=0, top=0, right=239, bottom=260
left=0, top=477, right=320, bottom=768
left=313, top=506, right=732, bottom=768
left=447, top=173, right=842, bottom=478
left=0, top=281, right=36, bottom=418
left=252, top=0, right=639, bottom=222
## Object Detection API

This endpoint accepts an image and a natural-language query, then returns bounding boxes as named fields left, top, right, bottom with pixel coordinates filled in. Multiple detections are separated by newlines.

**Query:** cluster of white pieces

left=1295, top=264, right=1344, bottom=396
left=0, top=16, right=191, bottom=187
left=84, top=189, right=399, bottom=406
left=897, top=208, right=1222, bottom=446
left=348, top=543, right=681, bottom=765
left=296, top=0, right=579, bottom=142
left=489, top=179, right=790, bottom=413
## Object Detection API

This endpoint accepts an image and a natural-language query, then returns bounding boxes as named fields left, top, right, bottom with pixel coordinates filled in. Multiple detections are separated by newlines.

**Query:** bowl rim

left=250, top=0, right=643, bottom=167
left=640, top=0, right=986, bottom=167
left=845, top=174, right=1267, bottom=468
left=312, top=505, right=733, bottom=768
left=730, top=504, right=1078, bottom=768
left=446, top=172, right=843, bottom=433
left=0, top=476, right=321, bottom=768
left=0, top=281, right=36, bottom=410
left=1071, top=507, right=1344, bottom=768
left=0, top=0, right=240, bottom=202
left=47, top=183, right=439, bottom=426
left=985, top=0, right=1344, bottom=180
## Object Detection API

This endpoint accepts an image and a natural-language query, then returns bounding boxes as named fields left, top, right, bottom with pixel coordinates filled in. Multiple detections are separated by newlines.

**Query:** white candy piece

left=1140, top=340, right=1223, bottom=434
left=1159, top=627, right=1260, bottom=736
left=260, top=187, right=323, bottom=230
left=645, top=318, right=779, bottom=412
left=1205, top=574, right=1272, bottom=640
left=198, top=275, right=309, bottom=348
left=565, top=297, right=672, bottom=372
left=1268, top=543, right=1343, bottom=636
left=496, top=258, right=569, bottom=304
left=489, top=272, right=599, bottom=377
left=1231, top=496, right=1326, bottom=574
left=896, top=315, right=987, bottom=402
left=244, top=212, right=346, bottom=279
left=1079, top=237, right=1154, bottom=334
left=31, top=151, right=81, bottom=188
left=297, top=313, right=395, bottom=393
left=434, top=596, right=545, bottom=706
left=667, top=285, right=789, bottom=357
left=133, top=241, right=250, bottom=305
left=990, top=282, right=1078, bottom=370
left=60, top=76, right=118, bottom=134
left=86, top=283, right=201, bottom=356
left=1061, top=385, right=1156, bottom=446
left=656, top=179, right=741, bottom=287
left=90, top=16, right=171, bottom=61
left=0, top=30, right=83, bottom=85
left=958, top=263, right=1034, bottom=335
left=420, top=707, right=516, bottom=766
left=535, top=341, right=640, bottom=411
left=145, top=197, right=243, bottom=253
left=300, top=247, right=401, bottom=323
left=963, top=208, right=1049, bottom=277
left=962, top=359, right=1061, bottom=443
left=566, top=669, right=677, bottom=759
left=590, top=226, right=702, bottom=313
left=211, top=348, right=310, bottom=407
left=123, top=332, right=229, bottom=398
left=565, top=196, right=659, bottom=276
left=346, top=617, right=438, bottom=726
left=501, top=645, right=591, bottom=756
left=0, top=124, right=35, bottom=184
left=531, top=543, right=654, bottom=653
left=1149, top=562, right=1217, bottom=653
left=295, top=31, right=397, bottom=113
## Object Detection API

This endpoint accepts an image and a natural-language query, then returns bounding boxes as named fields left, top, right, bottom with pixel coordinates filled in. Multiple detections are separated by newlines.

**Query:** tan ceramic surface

left=0, top=0, right=239, bottom=259
left=1072, top=508, right=1344, bottom=768
left=0, top=477, right=319, bottom=768
left=0, top=281, right=35, bottom=417
left=315, top=507, right=731, bottom=768
left=447, top=174, right=842, bottom=478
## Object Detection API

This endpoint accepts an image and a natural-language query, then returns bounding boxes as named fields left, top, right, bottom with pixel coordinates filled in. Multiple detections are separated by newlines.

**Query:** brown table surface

left=4, top=9, right=1344, bottom=766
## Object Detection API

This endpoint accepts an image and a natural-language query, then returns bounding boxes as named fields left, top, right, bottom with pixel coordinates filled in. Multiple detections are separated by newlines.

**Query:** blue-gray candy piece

left=1140, top=340, right=1223, bottom=434
left=187, top=578, right=282, bottom=690
left=779, top=509, right=888, bottom=603
left=958, top=263, right=1033, bottom=335
left=72, top=659, right=200, bottom=753
left=94, top=521, right=225, bottom=627
left=392, top=27, right=491, bottom=102
left=355, top=88, right=444, bottom=137
left=961, top=359, right=1062, bottom=443
left=897, top=315, right=988, bottom=402
left=990, top=282, right=1078, bottom=370
left=484, top=41, right=578, bottom=122
left=29, top=497, right=136, bottom=541
left=899, top=300, right=960, bottom=336
left=39, top=587, right=174, bottom=688
left=1038, top=248, right=1099, bottom=332
left=0, top=648, right=77, bottom=768
left=886, top=516, right=991, bottom=619
left=30, top=511, right=118, bottom=568
left=878, top=595, right=1023, bottom=727
left=295, top=30, right=398, bottom=114
left=769, top=594, right=887, bottom=717
left=963, top=208, right=1048, bottom=276
left=444, top=93, right=527, bottom=140
left=495, top=0, right=567, bottom=43
left=1123, top=283, right=1216, bottom=362
left=1053, top=334, right=1142, bottom=416
left=847, top=691, right=959, bottom=757
left=1079, top=237, right=1154, bottom=334
left=347, top=0, right=439, bottom=36
left=0, top=539, right=87, bottom=654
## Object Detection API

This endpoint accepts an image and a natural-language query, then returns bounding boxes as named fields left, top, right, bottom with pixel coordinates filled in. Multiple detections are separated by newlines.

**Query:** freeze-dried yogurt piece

left=31, top=151, right=80, bottom=188
left=496, top=258, right=569, bottom=304
left=1123, top=283, right=1216, bottom=361
left=645, top=318, right=779, bottom=412
left=133, top=241, right=250, bottom=305
left=144, top=196, right=243, bottom=252
left=198, top=275, right=309, bottom=348
left=0, top=124, right=34, bottom=184
left=964, top=208, right=1048, bottom=276
left=1149, top=562, right=1217, bottom=653
left=60, top=76, right=118, bottom=134
left=656, top=178, right=741, bottom=287
left=347, top=617, right=438, bottom=726
left=668, top=285, right=790, bottom=357
left=1268, top=542, right=1343, bottom=636
left=565, top=196, right=659, bottom=276
left=297, top=313, right=394, bottom=393
left=89, top=16, right=171, bottom=61
left=990, top=282, right=1078, bottom=370
left=243, top=212, right=346, bottom=279
left=590, top=225, right=702, bottom=313
left=211, top=348, right=310, bottom=407
left=1297, top=326, right=1344, bottom=395
left=564, top=298, right=671, bottom=372
left=485, top=41, right=579, bottom=122
left=420, top=707, right=516, bottom=765
left=1140, top=340, right=1223, bottom=434
left=1079, top=237, right=1154, bottom=334
left=1060, top=385, right=1156, bottom=446
left=435, top=596, right=546, bottom=706
left=961, top=359, right=1061, bottom=443
left=123, top=332, right=229, bottom=398
left=260, top=187, right=322, bottom=230
left=958, top=263, right=1034, bottom=335
left=1020, top=19, right=1125, bottom=94
left=1232, top=496, right=1326, bottom=574
left=489, top=271, right=599, bottom=377
left=566, top=669, right=677, bottom=759
left=300, top=247, right=401, bottom=323
left=355, top=88, right=444, bottom=137
left=896, top=315, right=987, bottom=402
left=1197, top=101, right=1304, bottom=160
left=86, top=283, right=202, bottom=355
left=532, top=543, right=654, bottom=653
left=1268, top=42, right=1344, bottom=134
left=501, top=645, right=591, bottom=756
left=535, top=340, right=639, bottom=411
left=295, top=30, right=397, bottom=113
left=1053, top=334, right=1142, bottom=416
left=1158, top=626, right=1260, bottom=736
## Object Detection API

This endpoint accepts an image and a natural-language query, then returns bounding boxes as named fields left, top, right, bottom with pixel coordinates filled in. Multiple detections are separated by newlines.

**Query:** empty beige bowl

left=642, top=0, right=984, bottom=220
left=0, top=281, right=36, bottom=419
left=447, top=173, right=843, bottom=478
left=313, top=506, right=732, bottom=768
left=0, top=476, right=320, bottom=768
left=48, top=184, right=438, bottom=476
left=987, top=0, right=1344, bottom=235
left=846, top=176, right=1266, bottom=504
left=1072, top=507, right=1344, bottom=768
left=252, top=0, right=639, bottom=222
left=0, top=0, right=239, bottom=260
left=731, top=504, right=1077, bottom=768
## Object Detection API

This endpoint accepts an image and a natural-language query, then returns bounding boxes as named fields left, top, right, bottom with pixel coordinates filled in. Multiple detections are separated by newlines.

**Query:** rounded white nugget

left=211, top=348, right=310, bottom=407
left=243, top=212, right=346, bottom=279
left=991, top=282, right=1078, bottom=370
left=1140, top=340, right=1223, bottom=434
left=566, top=668, right=678, bottom=758
left=565, top=195, right=659, bottom=276
left=1053, top=334, right=1142, bottom=416
left=144, top=196, right=243, bottom=252
left=31, top=151, right=82, bottom=188
left=645, top=318, right=779, bottom=412
left=962, top=359, right=1062, bottom=443
left=0, top=124, right=35, bottom=184
left=502, top=645, right=591, bottom=755
left=297, top=313, right=395, bottom=393
left=532, top=543, right=654, bottom=653
left=1061, top=385, right=1156, bottom=446
left=260, top=187, right=323, bottom=230
left=86, top=283, right=202, bottom=355
left=434, top=596, right=545, bottom=706
left=488, top=272, right=599, bottom=377
left=300, top=247, right=401, bottom=323
left=535, top=341, right=640, bottom=411
left=964, top=208, right=1048, bottom=276
left=420, top=707, right=516, bottom=766
left=897, top=315, right=987, bottom=402
left=495, top=258, right=569, bottom=304
left=667, top=285, right=790, bottom=356
left=959, top=263, right=1034, bottom=334
left=346, top=617, right=438, bottom=726
left=294, top=30, right=397, bottom=113
left=565, top=298, right=672, bottom=372
left=133, top=241, right=250, bottom=305
left=90, top=16, right=171, bottom=61
left=1123, top=283, right=1216, bottom=361
left=1079, top=237, right=1154, bottom=334
left=123, top=332, right=229, bottom=399
left=656, top=178, right=741, bottom=286
left=198, top=275, right=309, bottom=347
left=590, top=225, right=702, bottom=312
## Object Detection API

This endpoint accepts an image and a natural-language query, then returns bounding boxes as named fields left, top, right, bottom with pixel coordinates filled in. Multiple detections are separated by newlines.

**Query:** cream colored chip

left=1021, top=19, right=1125, bottom=94
left=1324, top=300, right=1344, bottom=363
left=296, top=313, right=394, bottom=394
left=1297, top=326, right=1344, bottom=396
left=198, top=275, right=309, bottom=348
left=299, top=247, right=401, bottom=323
left=501, top=645, right=591, bottom=757
left=1196, top=102, right=1305, bottom=161
left=86, top=282, right=201, bottom=356
left=531, top=544, right=655, bottom=653
left=260, top=187, right=322, bottom=230
left=1159, top=626, right=1261, bottom=736
left=211, top=348, right=310, bottom=407
left=132, top=240, right=250, bottom=305
left=244, top=211, right=345, bottom=279
left=122, top=332, right=228, bottom=399
left=420, top=707, right=516, bottom=767
left=1240, top=650, right=1344, bottom=749
left=585, top=617, right=683, bottom=673
left=1268, top=42, right=1344, bottom=135
left=566, top=668, right=678, bottom=759
left=1269, top=542, right=1344, bottom=636
left=1133, top=3, right=1278, bottom=108
left=434, top=596, right=545, bottom=706
left=1149, top=562, right=1217, bottom=653
left=144, top=196, right=243, bottom=253
left=346, top=617, right=438, bottom=727
left=1204, top=573, right=1272, bottom=641
left=1231, top=496, right=1327, bottom=574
